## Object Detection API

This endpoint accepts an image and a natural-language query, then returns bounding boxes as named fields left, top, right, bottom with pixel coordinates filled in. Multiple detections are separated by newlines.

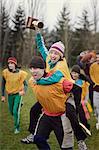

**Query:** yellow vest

left=29, top=77, right=69, bottom=114
left=2, top=69, right=28, bottom=94
left=90, top=62, right=99, bottom=85
left=46, top=56, right=73, bottom=82
left=81, top=81, right=89, bottom=101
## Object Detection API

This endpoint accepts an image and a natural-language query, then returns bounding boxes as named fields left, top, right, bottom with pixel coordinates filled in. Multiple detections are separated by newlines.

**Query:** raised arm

left=35, top=31, right=48, bottom=61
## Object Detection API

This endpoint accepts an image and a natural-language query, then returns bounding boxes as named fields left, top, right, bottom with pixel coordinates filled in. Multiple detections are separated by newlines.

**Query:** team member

left=1, top=57, right=28, bottom=134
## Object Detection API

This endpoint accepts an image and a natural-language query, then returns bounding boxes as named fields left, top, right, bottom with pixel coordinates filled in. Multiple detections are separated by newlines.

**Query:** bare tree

left=90, top=0, right=99, bottom=33
left=1, top=0, right=45, bottom=66
left=22, top=0, right=45, bottom=66
left=55, top=4, right=73, bottom=64
left=89, top=0, right=99, bottom=49
left=0, top=0, right=10, bottom=67
left=24, top=0, right=45, bottom=21
left=0, top=0, right=2, bottom=67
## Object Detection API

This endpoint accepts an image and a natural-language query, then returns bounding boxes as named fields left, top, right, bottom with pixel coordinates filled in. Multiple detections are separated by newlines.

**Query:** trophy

left=26, top=17, right=44, bottom=30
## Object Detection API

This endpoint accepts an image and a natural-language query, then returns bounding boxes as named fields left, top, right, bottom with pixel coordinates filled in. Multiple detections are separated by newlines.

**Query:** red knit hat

left=8, top=57, right=17, bottom=65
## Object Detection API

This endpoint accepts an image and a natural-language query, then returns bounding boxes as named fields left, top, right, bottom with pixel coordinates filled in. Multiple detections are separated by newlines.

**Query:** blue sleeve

left=36, top=70, right=64, bottom=85
left=35, top=33, right=48, bottom=61
left=1, top=77, right=6, bottom=96
left=76, top=56, right=85, bottom=69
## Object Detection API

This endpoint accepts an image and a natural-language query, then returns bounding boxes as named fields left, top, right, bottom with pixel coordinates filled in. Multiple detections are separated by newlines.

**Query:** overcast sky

left=45, top=0, right=95, bottom=30
left=3, top=0, right=99, bottom=30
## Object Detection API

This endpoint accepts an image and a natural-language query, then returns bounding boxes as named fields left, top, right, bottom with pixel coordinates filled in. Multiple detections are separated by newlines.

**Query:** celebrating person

left=71, top=65, right=91, bottom=131
left=21, top=29, right=88, bottom=150
left=28, top=56, right=74, bottom=150
left=1, top=57, right=28, bottom=134
left=77, top=50, right=96, bottom=110
left=89, top=52, right=99, bottom=130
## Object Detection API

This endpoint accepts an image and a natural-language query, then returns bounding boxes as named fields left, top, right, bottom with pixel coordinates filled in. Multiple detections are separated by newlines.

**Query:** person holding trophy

left=21, top=17, right=89, bottom=150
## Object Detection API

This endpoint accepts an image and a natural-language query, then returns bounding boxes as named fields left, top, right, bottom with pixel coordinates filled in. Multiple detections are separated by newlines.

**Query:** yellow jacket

left=90, top=62, right=99, bottom=85
left=2, top=69, right=27, bottom=94
left=46, top=56, right=73, bottom=82
left=29, top=77, right=69, bottom=114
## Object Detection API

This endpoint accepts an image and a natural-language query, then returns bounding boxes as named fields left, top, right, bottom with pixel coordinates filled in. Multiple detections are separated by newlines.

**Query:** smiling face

left=49, top=49, right=61, bottom=64
left=29, top=67, right=44, bottom=80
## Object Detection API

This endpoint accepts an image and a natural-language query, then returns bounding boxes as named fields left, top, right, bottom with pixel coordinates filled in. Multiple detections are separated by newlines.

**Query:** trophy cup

left=26, top=17, right=44, bottom=30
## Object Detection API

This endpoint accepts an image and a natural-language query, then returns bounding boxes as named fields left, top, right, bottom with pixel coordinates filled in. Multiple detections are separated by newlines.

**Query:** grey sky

left=3, top=0, right=99, bottom=30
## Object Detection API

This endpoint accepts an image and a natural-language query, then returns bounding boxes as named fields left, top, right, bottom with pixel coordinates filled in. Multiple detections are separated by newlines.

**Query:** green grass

left=0, top=71, right=99, bottom=150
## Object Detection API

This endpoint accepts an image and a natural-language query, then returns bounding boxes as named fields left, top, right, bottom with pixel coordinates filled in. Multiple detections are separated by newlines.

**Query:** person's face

left=80, top=50, right=89, bottom=57
left=8, top=62, right=16, bottom=70
left=29, top=67, right=44, bottom=80
left=71, top=71, right=79, bottom=80
left=89, top=56, right=95, bottom=63
left=49, top=49, right=61, bottom=64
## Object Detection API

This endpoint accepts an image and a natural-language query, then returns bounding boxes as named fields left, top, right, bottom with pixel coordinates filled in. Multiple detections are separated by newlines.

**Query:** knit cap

left=29, top=56, right=45, bottom=69
left=49, top=41, right=65, bottom=58
left=71, top=65, right=81, bottom=74
left=8, top=57, right=17, bottom=65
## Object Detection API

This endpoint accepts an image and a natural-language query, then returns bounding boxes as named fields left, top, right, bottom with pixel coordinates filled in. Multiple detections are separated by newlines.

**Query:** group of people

left=1, top=27, right=99, bottom=150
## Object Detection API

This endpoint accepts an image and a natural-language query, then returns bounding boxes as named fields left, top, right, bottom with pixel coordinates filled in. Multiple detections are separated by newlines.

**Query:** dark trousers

left=71, top=84, right=82, bottom=114
left=79, top=104, right=90, bottom=130
left=66, top=102, right=87, bottom=141
left=71, top=83, right=90, bottom=130
left=89, top=84, right=94, bottom=109
left=34, top=113, right=73, bottom=150
left=28, top=102, right=42, bottom=134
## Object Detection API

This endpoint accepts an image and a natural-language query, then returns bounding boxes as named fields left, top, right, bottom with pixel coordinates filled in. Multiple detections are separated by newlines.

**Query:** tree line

left=0, top=0, right=99, bottom=68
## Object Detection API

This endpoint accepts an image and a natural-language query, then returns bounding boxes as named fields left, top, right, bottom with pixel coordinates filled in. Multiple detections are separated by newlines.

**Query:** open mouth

left=51, top=58, right=56, bottom=61
left=33, top=74, right=37, bottom=77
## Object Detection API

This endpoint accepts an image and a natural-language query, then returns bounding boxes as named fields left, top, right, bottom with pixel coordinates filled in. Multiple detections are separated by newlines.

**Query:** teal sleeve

left=23, top=80, right=28, bottom=92
left=35, top=33, right=48, bottom=61
left=36, top=70, right=64, bottom=85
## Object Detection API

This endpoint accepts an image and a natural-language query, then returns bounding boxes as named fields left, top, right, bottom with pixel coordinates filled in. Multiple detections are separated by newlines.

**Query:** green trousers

left=8, top=93, right=22, bottom=130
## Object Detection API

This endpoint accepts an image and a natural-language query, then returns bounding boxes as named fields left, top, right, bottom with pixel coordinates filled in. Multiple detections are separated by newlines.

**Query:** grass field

left=0, top=71, right=99, bottom=150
